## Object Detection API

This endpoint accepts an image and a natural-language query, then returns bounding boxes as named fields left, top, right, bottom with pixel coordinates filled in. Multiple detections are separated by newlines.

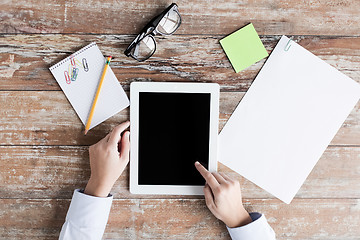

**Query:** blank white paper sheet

left=219, top=35, right=360, bottom=204
left=50, top=43, right=129, bottom=130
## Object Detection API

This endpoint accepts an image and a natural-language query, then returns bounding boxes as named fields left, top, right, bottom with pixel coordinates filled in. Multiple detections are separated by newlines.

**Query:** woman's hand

left=84, top=121, right=130, bottom=197
left=195, top=161, right=252, bottom=228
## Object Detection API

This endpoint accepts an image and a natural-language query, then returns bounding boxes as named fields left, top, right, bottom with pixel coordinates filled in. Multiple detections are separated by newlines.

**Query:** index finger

left=195, top=161, right=220, bottom=189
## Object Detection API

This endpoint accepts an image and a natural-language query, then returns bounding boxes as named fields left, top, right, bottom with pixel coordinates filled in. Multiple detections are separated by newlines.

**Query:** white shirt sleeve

left=59, top=189, right=113, bottom=240
left=227, top=212, right=276, bottom=240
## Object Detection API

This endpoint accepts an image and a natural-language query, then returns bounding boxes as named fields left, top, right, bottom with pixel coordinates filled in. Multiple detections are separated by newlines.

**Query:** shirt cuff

left=66, top=189, right=113, bottom=229
left=227, top=212, right=276, bottom=240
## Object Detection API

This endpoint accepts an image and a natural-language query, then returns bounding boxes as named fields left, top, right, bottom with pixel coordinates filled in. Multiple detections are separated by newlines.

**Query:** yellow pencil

left=84, top=56, right=112, bottom=135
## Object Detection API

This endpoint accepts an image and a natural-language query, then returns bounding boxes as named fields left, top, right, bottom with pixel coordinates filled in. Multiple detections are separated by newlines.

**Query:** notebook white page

left=49, top=43, right=129, bottom=130
left=219, top=35, right=360, bottom=204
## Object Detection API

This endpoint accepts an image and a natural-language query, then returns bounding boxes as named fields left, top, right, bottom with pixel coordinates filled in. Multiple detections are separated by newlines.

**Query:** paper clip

left=71, top=68, right=79, bottom=81
left=284, top=39, right=292, bottom=51
left=64, top=71, right=71, bottom=84
left=82, top=58, right=89, bottom=72
left=70, top=57, right=76, bottom=66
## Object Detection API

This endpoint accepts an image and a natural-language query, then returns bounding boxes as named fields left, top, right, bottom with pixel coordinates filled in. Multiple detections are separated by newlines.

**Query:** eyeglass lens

left=156, top=8, right=181, bottom=35
left=131, top=35, right=156, bottom=61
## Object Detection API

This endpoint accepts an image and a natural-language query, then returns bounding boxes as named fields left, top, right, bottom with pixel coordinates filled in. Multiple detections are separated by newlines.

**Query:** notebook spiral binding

left=49, top=42, right=97, bottom=70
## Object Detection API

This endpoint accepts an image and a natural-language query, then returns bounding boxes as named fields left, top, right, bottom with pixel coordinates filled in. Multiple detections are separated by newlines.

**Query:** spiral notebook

left=219, top=36, right=360, bottom=204
left=49, top=42, right=129, bottom=130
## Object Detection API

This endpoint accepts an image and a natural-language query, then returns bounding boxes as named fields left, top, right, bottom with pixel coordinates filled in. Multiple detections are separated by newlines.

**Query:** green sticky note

left=220, top=23, right=268, bottom=73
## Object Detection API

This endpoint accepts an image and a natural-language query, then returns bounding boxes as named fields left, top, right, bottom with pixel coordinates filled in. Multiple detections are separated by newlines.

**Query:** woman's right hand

left=195, top=161, right=252, bottom=228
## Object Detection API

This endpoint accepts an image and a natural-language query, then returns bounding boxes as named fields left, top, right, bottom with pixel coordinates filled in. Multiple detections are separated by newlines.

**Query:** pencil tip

left=84, top=129, right=88, bottom=135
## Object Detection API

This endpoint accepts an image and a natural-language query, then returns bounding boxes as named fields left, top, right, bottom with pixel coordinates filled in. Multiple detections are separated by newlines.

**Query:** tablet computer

left=130, top=82, right=219, bottom=195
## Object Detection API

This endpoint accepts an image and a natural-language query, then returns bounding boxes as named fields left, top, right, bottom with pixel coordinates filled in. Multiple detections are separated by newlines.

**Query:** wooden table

left=1, top=1, right=360, bottom=239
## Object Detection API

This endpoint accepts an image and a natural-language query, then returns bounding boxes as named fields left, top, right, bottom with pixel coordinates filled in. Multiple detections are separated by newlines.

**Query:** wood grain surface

left=1, top=146, right=360, bottom=200
left=1, top=0, right=360, bottom=35
left=0, top=35, right=359, bottom=91
left=1, top=199, right=359, bottom=240
left=1, top=0, right=360, bottom=239
left=1, top=91, right=359, bottom=146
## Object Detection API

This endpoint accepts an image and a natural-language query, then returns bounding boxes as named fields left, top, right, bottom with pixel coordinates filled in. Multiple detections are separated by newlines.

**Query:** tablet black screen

left=138, top=92, right=210, bottom=185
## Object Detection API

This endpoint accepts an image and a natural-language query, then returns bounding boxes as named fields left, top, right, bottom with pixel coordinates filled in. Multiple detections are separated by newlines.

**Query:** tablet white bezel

left=130, top=82, right=219, bottom=195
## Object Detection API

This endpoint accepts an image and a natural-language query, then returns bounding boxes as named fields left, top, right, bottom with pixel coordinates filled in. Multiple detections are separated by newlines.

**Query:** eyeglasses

left=124, top=3, right=182, bottom=62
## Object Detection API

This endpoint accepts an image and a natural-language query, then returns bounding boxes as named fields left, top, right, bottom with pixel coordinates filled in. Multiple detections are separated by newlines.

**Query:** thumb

left=108, top=121, right=130, bottom=146
left=119, top=131, right=130, bottom=163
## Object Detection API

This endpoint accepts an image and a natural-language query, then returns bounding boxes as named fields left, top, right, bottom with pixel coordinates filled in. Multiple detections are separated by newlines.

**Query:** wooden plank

left=1, top=0, right=360, bottom=36
left=1, top=146, right=359, bottom=199
left=0, top=35, right=360, bottom=91
left=0, top=198, right=359, bottom=239
left=0, top=91, right=359, bottom=145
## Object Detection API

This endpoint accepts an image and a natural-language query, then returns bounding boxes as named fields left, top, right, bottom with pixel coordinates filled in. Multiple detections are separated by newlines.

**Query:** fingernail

left=195, top=161, right=200, bottom=166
